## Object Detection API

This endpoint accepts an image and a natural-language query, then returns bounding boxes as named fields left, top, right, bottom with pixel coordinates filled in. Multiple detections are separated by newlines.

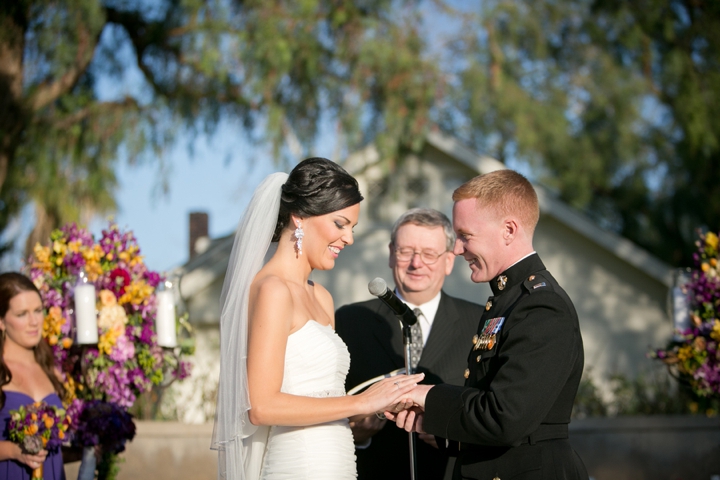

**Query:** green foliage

left=441, top=0, right=720, bottom=266
left=0, top=0, right=442, bottom=257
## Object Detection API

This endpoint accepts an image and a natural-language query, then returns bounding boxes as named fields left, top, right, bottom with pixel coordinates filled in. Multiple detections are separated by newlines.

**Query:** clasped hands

left=379, top=383, right=433, bottom=434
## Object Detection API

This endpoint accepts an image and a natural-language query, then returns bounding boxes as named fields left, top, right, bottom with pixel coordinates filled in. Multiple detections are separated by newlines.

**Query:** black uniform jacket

left=423, top=254, right=588, bottom=480
left=336, top=291, right=484, bottom=480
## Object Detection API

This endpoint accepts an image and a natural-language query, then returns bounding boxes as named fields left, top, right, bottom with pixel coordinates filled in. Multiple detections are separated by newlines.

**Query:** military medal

left=473, top=317, right=505, bottom=351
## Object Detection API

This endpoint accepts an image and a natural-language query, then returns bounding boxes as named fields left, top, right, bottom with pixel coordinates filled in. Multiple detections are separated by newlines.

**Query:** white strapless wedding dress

left=259, top=320, right=357, bottom=479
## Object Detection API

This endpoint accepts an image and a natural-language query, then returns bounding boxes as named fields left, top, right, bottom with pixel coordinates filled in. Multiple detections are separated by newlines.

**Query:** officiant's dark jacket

left=336, top=291, right=483, bottom=480
left=423, top=254, right=588, bottom=479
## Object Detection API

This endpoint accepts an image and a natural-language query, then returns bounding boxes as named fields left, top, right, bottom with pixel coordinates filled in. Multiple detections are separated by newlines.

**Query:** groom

left=336, top=208, right=483, bottom=480
left=387, top=170, right=588, bottom=479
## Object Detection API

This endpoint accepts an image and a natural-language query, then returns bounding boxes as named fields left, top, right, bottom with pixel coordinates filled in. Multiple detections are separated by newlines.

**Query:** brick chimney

left=189, top=212, right=209, bottom=260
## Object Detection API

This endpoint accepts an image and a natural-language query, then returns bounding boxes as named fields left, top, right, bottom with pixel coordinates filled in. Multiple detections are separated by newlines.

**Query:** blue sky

left=97, top=128, right=277, bottom=273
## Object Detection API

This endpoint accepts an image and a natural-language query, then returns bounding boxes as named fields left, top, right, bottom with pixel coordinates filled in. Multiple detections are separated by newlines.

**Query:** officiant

left=335, top=208, right=484, bottom=480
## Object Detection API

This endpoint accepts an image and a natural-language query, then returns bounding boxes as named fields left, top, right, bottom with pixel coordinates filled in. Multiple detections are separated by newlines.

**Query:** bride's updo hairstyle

left=272, top=157, right=363, bottom=242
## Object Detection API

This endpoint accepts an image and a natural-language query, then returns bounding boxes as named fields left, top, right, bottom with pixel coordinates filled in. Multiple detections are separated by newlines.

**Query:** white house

left=168, top=131, right=674, bottom=423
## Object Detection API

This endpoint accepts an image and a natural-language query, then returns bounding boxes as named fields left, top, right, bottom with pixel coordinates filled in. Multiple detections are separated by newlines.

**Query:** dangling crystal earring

left=294, top=221, right=304, bottom=255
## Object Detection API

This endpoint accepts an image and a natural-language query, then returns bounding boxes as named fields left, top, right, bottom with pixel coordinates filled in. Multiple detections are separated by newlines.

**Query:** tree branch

left=33, top=97, right=140, bottom=131
left=27, top=16, right=98, bottom=112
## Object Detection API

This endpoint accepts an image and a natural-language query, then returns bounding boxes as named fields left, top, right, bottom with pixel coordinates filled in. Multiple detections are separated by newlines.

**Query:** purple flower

left=70, top=400, right=136, bottom=454
left=108, top=334, right=135, bottom=362
left=144, top=271, right=161, bottom=288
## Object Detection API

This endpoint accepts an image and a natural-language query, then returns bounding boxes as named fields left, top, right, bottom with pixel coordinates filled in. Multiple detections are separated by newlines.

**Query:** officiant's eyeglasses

left=394, top=248, right=448, bottom=265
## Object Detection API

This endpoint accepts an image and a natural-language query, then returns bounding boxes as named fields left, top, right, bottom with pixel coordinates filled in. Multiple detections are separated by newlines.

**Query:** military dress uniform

left=423, top=254, right=589, bottom=480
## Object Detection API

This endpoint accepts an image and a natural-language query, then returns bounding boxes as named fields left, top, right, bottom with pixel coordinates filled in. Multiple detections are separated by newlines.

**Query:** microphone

left=368, top=277, right=417, bottom=327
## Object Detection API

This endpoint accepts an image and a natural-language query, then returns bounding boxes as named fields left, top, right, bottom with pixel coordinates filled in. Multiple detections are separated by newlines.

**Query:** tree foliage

left=1, top=0, right=718, bottom=266
left=442, top=0, right=720, bottom=266
left=0, top=0, right=441, bottom=257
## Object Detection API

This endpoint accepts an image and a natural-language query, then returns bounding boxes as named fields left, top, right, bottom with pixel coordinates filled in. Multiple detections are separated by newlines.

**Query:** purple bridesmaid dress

left=0, top=391, right=65, bottom=480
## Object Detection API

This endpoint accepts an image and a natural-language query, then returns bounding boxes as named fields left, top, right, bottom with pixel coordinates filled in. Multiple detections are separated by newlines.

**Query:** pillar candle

left=75, top=283, right=98, bottom=344
left=156, top=290, right=177, bottom=348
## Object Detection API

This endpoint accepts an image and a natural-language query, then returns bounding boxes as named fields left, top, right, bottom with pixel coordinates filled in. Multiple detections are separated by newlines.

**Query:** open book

left=347, top=368, right=407, bottom=395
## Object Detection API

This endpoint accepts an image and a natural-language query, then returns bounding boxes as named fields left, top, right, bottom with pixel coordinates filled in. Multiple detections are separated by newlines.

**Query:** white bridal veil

left=211, top=172, right=289, bottom=480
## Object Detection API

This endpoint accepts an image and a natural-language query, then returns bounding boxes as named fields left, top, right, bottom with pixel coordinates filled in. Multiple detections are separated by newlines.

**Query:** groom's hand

left=385, top=406, right=425, bottom=433
left=349, top=414, right=386, bottom=445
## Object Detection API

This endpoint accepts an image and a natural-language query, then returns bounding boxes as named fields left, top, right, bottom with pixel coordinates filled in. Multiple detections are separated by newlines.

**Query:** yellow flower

left=701, top=263, right=710, bottom=272
left=119, top=280, right=153, bottom=306
left=118, top=251, right=130, bottom=262
left=43, top=416, right=54, bottom=429
left=68, top=240, right=82, bottom=253
left=677, top=345, right=694, bottom=361
left=32, top=243, right=53, bottom=272
left=82, top=244, right=104, bottom=263
left=98, top=324, right=123, bottom=356
left=43, top=306, right=65, bottom=339
left=711, top=319, right=720, bottom=342
left=129, top=254, right=145, bottom=268
left=706, top=232, right=719, bottom=250
left=25, top=423, right=39, bottom=435
left=99, top=289, right=118, bottom=307
left=711, top=258, right=718, bottom=267
left=85, top=260, right=103, bottom=282
left=52, top=240, right=68, bottom=265
left=63, top=377, right=77, bottom=403
left=61, top=337, right=73, bottom=349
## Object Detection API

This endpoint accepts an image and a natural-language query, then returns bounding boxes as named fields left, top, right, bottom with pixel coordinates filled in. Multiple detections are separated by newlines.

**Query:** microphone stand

left=401, top=321, right=418, bottom=480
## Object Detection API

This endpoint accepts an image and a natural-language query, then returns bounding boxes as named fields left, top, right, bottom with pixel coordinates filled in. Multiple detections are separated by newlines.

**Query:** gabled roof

left=178, top=131, right=672, bottom=299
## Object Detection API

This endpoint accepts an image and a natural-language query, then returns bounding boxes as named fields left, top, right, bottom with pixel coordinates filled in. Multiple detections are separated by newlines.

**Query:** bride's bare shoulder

left=251, top=272, right=291, bottom=298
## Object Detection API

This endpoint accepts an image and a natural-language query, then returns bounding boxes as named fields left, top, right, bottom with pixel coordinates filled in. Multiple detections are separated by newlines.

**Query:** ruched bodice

left=260, top=320, right=356, bottom=479
left=280, top=320, right=350, bottom=397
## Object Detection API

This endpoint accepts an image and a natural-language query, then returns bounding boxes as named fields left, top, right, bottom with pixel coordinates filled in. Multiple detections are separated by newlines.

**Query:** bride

left=212, top=158, right=423, bottom=479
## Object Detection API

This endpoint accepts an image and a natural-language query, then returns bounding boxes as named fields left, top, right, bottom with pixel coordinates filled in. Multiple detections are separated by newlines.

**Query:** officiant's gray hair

left=390, top=208, right=455, bottom=252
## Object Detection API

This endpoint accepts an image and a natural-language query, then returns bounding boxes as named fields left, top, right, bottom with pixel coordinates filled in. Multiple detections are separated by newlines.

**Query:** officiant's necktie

left=410, top=308, right=424, bottom=372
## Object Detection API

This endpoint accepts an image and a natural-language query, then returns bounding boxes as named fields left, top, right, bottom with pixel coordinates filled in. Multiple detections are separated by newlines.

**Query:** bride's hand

left=357, top=373, right=424, bottom=416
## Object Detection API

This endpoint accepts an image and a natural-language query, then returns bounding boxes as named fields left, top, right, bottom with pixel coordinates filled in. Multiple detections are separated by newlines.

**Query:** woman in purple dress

left=0, top=272, right=65, bottom=480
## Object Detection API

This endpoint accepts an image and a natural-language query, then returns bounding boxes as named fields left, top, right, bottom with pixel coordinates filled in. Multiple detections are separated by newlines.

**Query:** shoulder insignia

left=523, top=272, right=552, bottom=293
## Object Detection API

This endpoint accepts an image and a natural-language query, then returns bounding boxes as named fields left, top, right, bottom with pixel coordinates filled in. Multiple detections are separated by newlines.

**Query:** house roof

left=178, top=131, right=672, bottom=299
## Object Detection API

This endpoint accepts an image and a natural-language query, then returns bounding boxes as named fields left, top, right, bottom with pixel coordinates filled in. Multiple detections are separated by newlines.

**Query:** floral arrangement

left=653, top=230, right=720, bottom=401
left=8, top=401, right=71, bottom=478
left=66, top=399, right=136, bottom=454
left=26, top=221, right=193, bottom=407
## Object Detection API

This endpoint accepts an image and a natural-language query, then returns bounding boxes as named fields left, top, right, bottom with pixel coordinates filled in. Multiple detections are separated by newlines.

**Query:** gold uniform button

left=464, top=368, right=470, bottom=379
left=476, top=355, right=481, bottom=362
left=472, top=334, right=479, bottom=344
left=528, top=275, right=535, bottom=281
left=493, top=477, right=501, bottom=480
left=485, top=300, right=492, bottom=311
